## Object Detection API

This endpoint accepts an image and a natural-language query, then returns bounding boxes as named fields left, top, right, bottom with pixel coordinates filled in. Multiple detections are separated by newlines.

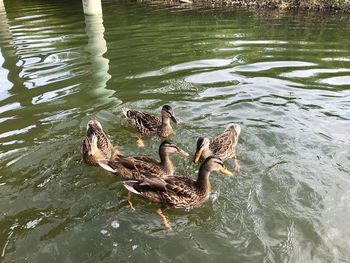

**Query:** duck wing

left=210, top=130, right=236, bottom=160
left=122, top=108, right=161, bottom=135
left=95, top=131, right=113, bottom=157
left=132, top=155, right=160, bottom=165
left=123, top=176, right=200, bottom=208
left=98, top=155, right=165, bottom=179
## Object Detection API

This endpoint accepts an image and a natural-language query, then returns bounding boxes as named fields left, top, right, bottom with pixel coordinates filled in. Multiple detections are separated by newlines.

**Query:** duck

left=193, top=123, right=241, bottom=172
left=122, top=105, right=177, bottom=147
left=97, top=140, right=189, bottom=179
left=80, top=120, right=120, bottom=166
left=122, top=156, right=233, bottom=228
left=97, top=140, right=189, bottom=209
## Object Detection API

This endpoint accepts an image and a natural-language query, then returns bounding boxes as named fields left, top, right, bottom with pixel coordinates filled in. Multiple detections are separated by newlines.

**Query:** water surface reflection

left=0, top=0, right=349, bottom=262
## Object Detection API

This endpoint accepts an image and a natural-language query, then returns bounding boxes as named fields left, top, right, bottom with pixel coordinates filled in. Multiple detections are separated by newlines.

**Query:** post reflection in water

left=0, top=0, right=15, bottom=105
left=0, top=0, right=10, bottom=39
left=84, top=14, right=119, bottom=105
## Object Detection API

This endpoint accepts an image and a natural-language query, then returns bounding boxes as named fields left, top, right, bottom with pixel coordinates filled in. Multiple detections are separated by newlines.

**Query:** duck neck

left=160, top=117, right=172, bottom=136
left=196, top=165, right=211, bottom=193
left=161, top=116, right=172, bottom=129
left=159, top=148, right=174, bottom=175
left=201, top=148, right=211, bottom=161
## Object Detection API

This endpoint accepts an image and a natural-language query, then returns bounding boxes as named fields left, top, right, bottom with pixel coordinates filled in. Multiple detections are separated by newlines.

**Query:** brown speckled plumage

left=122, top=156, right=232, bottom=209
left=80, top=120, right=120, bottom=166
left=193, top=123, right=241, bottom=171
left=97, top=140, right=188, bottom=180
left=122, top=105, right=177, bottom=138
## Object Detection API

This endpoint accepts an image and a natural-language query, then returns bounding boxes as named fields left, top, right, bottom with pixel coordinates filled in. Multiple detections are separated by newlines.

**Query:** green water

left=0, top=0, right=350, bottom=262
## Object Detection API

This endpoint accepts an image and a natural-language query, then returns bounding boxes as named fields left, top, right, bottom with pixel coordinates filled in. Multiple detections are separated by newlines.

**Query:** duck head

left=161, top=105, right=177, bottom=124
left=193, top=137, right=210, bottom=163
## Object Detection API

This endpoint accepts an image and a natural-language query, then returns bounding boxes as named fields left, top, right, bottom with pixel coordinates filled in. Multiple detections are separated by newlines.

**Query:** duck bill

left=170, top=113, right=178, bottom=124
left=219, top=167, right=233, bottom=176
left=192, top=147, right=204, bottom=163
left=86, top=128, right=94, bottom=142
left=177, top=149, right=189, bottom=157
left=86, top=139, right=93, bottom=156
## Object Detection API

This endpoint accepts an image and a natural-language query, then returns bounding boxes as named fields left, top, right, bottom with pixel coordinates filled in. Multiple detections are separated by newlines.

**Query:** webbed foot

left=136, top=138, right=145, bottom=147
left=156, top=208, right=171, bottom=229
left=128, top=191, right=135, bottom=211
left=233, top=158, right=240, bottom=173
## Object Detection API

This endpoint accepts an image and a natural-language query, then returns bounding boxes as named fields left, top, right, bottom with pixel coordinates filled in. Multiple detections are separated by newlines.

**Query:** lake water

left=0, top=0, right=349, bottom=262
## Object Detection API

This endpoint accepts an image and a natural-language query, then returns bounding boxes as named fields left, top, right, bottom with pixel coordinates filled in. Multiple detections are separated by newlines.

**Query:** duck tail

left=122, top=181, right=141, bottom=195
left=97, top=159, right=116, bottom=173
left=121, top=107, right=130, bottom=118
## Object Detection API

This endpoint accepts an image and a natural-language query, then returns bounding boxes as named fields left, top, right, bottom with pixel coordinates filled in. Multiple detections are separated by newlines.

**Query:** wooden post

left=82, top=0, right=102, bottom=16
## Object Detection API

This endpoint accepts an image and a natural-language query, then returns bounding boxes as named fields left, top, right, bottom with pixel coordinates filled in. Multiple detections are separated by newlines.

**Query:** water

left=0, top=0, right=349, bottom=262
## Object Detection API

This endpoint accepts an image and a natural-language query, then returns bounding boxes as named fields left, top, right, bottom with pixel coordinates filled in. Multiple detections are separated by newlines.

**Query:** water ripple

left=0, top=125, right=36, bottom=139
left=0, top=1, right=349, bottom=262
left=233, top=61, right=317, bottom=72
left=319, top=76, right=350, bottom=86
left=280, top=68, right=350, bottom=78
left=131, top=58, right=238, bottom=78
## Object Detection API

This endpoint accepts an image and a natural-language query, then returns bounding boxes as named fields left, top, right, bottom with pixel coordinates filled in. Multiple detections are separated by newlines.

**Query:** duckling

left=193, top=123, right=241, bottom=172
left=122, top=156, right=232, bottom=229
left=80, top=120, right=120, bottom=166
left=122, top=105, right=177, bottom=147
left=97, top=140, right=189, bottom=209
